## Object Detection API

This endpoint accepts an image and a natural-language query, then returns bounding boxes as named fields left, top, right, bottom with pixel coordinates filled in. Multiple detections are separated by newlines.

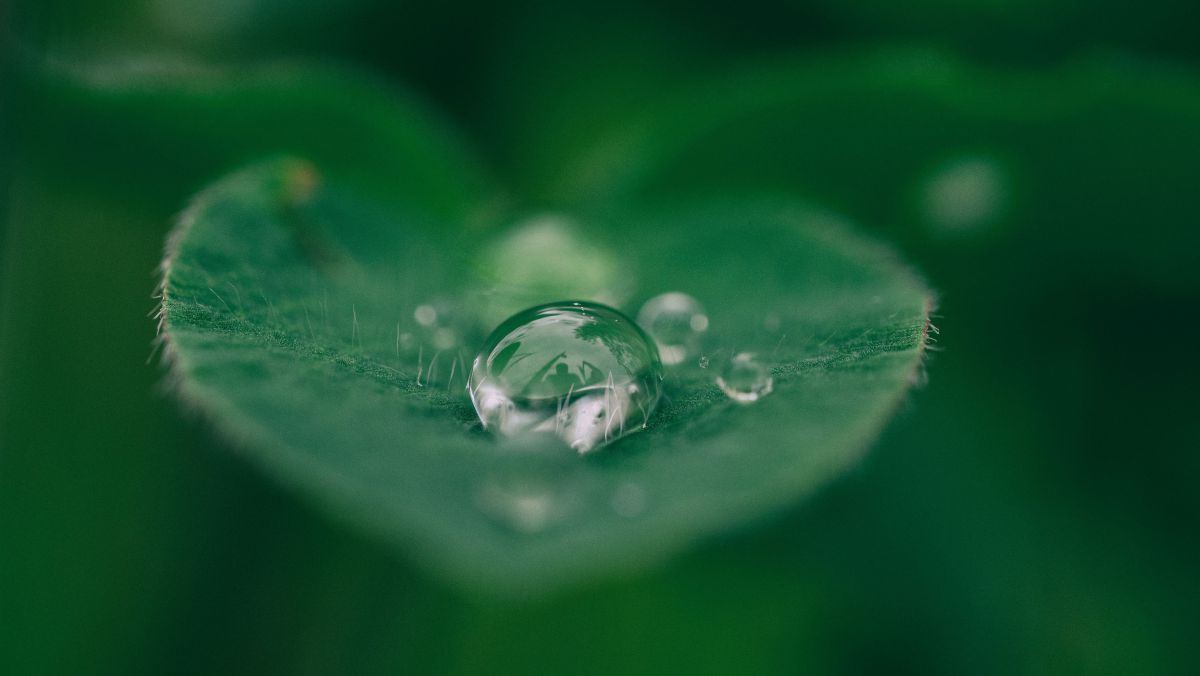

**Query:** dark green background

left=2, top=1, right=1198, bottom=674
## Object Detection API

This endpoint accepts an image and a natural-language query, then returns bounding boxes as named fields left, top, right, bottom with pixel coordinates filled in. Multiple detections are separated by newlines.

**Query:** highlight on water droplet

left=922, top=154, right=1007, bottom=234
left=468, top=301, right=663, bottom=454
left=716, top=352, right=774, bottom=403
left=636, top=292, right=708, bottom=366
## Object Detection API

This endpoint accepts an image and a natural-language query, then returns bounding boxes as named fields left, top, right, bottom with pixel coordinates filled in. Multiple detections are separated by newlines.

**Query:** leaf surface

left=160, top=156, right=932, bottom=590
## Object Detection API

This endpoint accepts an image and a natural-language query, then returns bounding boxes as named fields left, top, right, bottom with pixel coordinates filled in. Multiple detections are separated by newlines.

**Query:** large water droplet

left=468, top=301, right=663, bottom=453
left=637, top=292, right=708, bottom=366
left=716, top=352, right=774, bottom=403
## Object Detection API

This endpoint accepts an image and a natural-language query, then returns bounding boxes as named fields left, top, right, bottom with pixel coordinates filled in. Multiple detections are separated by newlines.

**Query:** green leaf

left=548, top=48, right=1200, bottom=289
left=13, top=57, right=491, bottom=222
left=159, top=158, right=932, bottom=591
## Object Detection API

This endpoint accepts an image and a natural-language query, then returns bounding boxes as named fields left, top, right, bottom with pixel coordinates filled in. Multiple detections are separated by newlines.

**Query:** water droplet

left=474, top=438, right=579, bottom=533
left=716, top=352, right=774, bottom=403
left=405, top=299, right=479, bottom=389
left=476, top=479, right=570, bottom=534
left=698, top=355, right=711, bottom=369
left=611, top=482, right=648, bottom=518
left=418, top=298, right=478, bottom=349
left=637, top=292, right=708, bottom=366
left=922, top=155, right=1006, bottom=234
left=414, top=304, right=438, bottom=327
left=396, top=331, right=414, bottom=352
left=762, top=313, right=782, bottom=333
left=469, top=301, right=663, bottom=453
left=432, top=327, right=457, bottom=351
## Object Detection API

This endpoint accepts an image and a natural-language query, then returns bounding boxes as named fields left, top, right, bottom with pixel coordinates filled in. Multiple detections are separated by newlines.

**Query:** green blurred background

left=2, top=1, right=1198, bottom=674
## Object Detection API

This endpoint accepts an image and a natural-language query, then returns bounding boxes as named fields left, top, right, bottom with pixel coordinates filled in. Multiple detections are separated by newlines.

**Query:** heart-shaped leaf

left=159, top=155, right=932, bottom=591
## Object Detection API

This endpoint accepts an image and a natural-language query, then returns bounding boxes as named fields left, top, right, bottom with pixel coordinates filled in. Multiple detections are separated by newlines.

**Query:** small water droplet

left=469, top=301, right=663, bottom=453
left=922, top=155, right=1006, bottom=234
left=414, top=304, right=438, bottom=327
left=476, top=479, right=569, bottom=534
left=637, top=292, right=708, bottom=366
left=414, top=299, right=471, bottom=345
left=611, top=482, right=648, bottom=518
left=432, top=327, right=457, bottom=351
left=762, top=313, right=782, bottom=333
left=698, top=355, right=710, bottom=369
left=716, top=352, right=774, bottom=403
left=405, top=299, right=479, bottom=388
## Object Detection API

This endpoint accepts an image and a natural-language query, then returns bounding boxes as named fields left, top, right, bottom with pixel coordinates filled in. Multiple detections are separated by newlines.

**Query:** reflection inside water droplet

left=716, top=352, right=774, bottom=403
left=469, top=301, right=663, bottom=453
left=637, top=292, right=708, bottom=366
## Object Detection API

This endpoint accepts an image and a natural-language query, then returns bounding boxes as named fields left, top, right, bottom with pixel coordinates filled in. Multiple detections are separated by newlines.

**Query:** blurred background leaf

left=2, top=0, right=1198, bottom=674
